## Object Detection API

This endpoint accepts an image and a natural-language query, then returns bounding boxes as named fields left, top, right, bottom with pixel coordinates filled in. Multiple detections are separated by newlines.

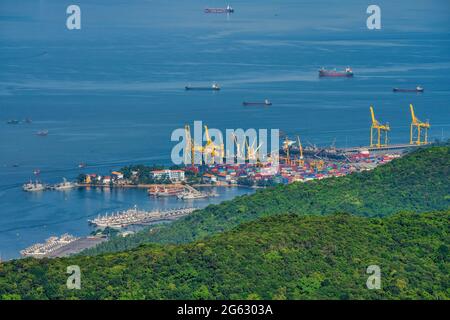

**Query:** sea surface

left=1, top=0, right=449, bottom=259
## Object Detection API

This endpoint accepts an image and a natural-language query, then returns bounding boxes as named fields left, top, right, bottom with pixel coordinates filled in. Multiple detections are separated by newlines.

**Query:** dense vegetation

left=85, top=146, right=450, bottom=255
left=1, top=211, right=448, bottom=300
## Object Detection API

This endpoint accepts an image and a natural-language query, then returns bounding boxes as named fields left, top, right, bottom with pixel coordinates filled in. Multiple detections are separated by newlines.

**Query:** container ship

left=319, top=67, right=353, bottom=77
left=393, top=86, right=424, bottom=93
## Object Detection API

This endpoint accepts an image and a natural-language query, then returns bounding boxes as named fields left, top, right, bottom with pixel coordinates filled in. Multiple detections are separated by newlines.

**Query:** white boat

left=53, top=178, right=77, bottom=190
left=22, top=180, right=46, bottom=192
left=177, top=191, right=208, bottom=200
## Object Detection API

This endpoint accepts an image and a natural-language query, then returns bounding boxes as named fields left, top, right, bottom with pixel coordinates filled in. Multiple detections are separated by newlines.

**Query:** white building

left=150, top=169, right=185, bottom=182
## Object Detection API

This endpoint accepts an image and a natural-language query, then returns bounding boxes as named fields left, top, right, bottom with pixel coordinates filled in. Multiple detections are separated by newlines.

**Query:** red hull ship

left=319, top=67, right=353, bottom=77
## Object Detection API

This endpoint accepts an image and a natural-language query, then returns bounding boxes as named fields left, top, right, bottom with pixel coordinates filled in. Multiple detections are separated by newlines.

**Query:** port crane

left=245, top=138, right=263, bottom=162
left=202, top=125, right=225, bottom=164
left=280, top=136, right=292, bottom=165
left=369, top=106, right=390, bottom=148
left=293, top=135, right=304, bottom=167
left=184, top=125, right=204, bottom=166
left=409, top=104, right=430, bottom=145
left=230, top=132, right=244, bottom=161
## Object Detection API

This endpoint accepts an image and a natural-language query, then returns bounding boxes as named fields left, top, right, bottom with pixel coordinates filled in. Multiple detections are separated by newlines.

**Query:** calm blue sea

left=1, top=0, right=449, bottom=259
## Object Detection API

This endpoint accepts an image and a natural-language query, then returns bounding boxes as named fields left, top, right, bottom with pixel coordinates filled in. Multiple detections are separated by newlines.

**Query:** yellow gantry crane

left=369, top=106, right=390, bottom=148
left=184, top=125, right=203, bottom=166
left=280, top=136, right=292, bottom=165
left=202, top=125, right=224, bottom=164
left=409, top=104, right=430, bottom=145
left=184, top=124, right=224, bottom=165
left=245, top=139, right=263, bottom=162
left=294, top=135, right=304, bottom=167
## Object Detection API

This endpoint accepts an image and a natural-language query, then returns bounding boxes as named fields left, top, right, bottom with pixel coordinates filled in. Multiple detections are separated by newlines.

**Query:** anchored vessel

left=20, top=233, right=79, bottom=258
left=36, top=130, right=48, bottom=136
left=6, top=119, right=20, bottom=124
left=243, top=99, right=272, bottom=106
left=319, top=67, right=353, bottom=77
left=393, top=86, right=424, bottom=93
left=88, top=205, right=196, bottom=228
left=185, top=83, right=220, bottom=91
left=205, top=5, right=234, bottom=13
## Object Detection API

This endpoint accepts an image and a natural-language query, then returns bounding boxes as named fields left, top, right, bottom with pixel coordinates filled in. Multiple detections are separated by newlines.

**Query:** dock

left=342, top=143, right=422, bottom=154
left=20, top=234, right=107, bottom=258
left=88, top=206, right=197, bottom=229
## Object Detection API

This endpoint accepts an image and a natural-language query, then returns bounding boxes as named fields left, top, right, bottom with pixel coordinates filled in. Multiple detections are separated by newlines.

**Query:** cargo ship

left=243, top=99, right=272, bottom=106
left=393, top=86, right=424, bottom=93
left=204, top=5, right=234, bottom=13
left=185, top=82, right=220, bottom=91
left=319, top=67, right=353, bottom=77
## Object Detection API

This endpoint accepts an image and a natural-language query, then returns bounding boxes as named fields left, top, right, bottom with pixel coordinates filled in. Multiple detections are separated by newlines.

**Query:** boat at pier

left=393, top=86, right=424, bottom=93
left=243, top=99, right=272, bottom=106
left=52, top=178, right=78, bottom=190
left=88, top=205, right=196, bottom=228
left=148, top=185, right=185, bottom=197
left=319, top=67, right=353, bottom=77
left=20, top=233, right=79, bottom=258
left=205, top=5, right=234, bottom=13
left=185, top=83, right=220, bottom=91
left=22, top=180, right=46, bottom=192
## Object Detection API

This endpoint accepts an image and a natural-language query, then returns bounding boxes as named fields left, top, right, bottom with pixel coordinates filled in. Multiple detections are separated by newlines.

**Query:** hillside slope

left=1, top=211, right=448, bottom=300
left=86, top=145, right=450, bottom=255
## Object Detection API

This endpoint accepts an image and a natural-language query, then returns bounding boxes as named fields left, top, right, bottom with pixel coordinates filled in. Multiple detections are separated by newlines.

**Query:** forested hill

left=85, top=145, right=450, bottom=255
left=1, top=211, right=448, bottom=300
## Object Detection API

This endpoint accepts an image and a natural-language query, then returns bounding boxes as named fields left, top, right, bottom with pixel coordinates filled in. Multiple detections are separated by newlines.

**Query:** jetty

left=88, top=206, right=197, bottom=229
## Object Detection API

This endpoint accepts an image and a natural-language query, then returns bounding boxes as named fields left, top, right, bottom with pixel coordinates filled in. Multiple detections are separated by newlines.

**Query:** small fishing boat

left=243, top=99, right=272, bottom=106
left=6, top=120, right=20, bottom=125
left=393, top=86, right=424, bottom=93
left=78, top=162, right=87, bottom=168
